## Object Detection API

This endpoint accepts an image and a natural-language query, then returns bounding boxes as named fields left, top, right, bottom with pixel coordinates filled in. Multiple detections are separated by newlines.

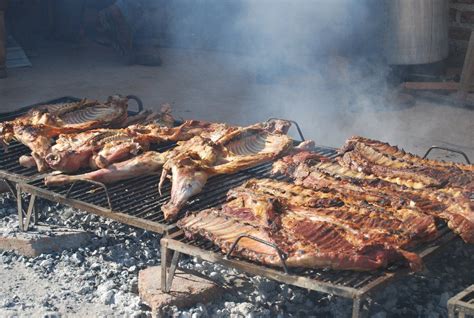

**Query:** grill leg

left=16, top=184, right=24, bottom=231
left=24, top=194, right=36, bottom=231
left=352, top=296, right=368, bottom=318
left=161, top=241, right=169, bottom=292
left=166, top=251, right=180, bottom=293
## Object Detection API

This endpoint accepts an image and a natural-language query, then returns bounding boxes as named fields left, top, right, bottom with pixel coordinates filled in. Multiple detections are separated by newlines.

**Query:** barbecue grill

left=0, top=97, right=470, bottom=318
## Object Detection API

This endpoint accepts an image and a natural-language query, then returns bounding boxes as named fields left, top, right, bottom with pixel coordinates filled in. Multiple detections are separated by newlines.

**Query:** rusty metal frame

left=448, top=285, right=474, bottom=318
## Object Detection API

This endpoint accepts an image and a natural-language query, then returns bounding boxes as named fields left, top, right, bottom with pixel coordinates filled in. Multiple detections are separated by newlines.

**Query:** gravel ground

left=1, top=192, right=474, bottom=318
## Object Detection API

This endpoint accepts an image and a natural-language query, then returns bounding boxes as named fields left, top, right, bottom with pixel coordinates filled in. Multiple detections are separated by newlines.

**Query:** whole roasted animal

left=44, top=120, right=235, bottom=173
left=178, top=184, right=425, bottom=271
left=45, top=120, right=293, bottom=220
left=0, top=96, right=131, bottom=172
left=272, top=145, right=474, bottom=244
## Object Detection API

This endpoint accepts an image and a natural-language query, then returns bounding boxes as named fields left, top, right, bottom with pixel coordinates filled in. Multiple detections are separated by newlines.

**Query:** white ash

left=1, top=192, right=474, bottom=318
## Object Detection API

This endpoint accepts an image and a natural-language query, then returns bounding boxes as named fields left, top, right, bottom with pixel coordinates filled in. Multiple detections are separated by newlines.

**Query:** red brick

left=138, top=266, right=223, bottom=317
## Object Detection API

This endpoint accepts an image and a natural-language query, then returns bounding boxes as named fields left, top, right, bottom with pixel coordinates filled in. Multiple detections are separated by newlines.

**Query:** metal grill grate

left=23, top=146, right=338, bottom=233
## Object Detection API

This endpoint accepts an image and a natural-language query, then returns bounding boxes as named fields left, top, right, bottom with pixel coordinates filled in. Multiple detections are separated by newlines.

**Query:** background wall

left=449, top=0, right=474, bottom=57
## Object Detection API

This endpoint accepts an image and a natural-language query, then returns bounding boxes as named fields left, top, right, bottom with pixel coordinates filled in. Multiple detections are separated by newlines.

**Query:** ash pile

left=1, top=193, right=473, bottom=318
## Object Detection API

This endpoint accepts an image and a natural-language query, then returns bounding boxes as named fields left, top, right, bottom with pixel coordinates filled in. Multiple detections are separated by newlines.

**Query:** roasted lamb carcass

left=45, top=120, right=293, bottom=220
left=178, top=187, right=424, bottom=271
left=158, top=120, right=293, bottom=220
left=273, top=147, right=474, bottom=244
left=44, top=120, right=234, bottom=173
left=0, top=95, right=130, bottom=172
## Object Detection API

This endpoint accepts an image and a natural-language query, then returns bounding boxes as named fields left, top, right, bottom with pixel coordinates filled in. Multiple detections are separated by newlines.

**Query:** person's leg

left=0, top=0, right=7, bottom=78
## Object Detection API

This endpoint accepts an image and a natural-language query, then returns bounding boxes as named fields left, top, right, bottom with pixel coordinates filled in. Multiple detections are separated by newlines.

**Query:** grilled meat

left=45, top=120, right=293, bottom=220
left=341, top=136, right=473, bottom=172
left=273, top=147, right=474, bottom=243
left=159, top=120, right=293, bottom=219
left=178, top=202, right=422, bottom=271
left=1, top=96, right=130, bottom=172
left=45, top=120, right=233, bottom=173
left=226, top=179, right=438, bottom=246
left=338, top=136, right=474, bottom=190
left=44, top=151, right=167, bottom=186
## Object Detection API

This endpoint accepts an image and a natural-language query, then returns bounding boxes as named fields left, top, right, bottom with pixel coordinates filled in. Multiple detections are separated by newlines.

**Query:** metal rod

left=16, top=184, right=24, bottom=231
left=160, top=241, right=169, bottom=292
left=166, top=251, right=181, bottom=293
left=267, top=117, right=305, bottom=141
left=3, top=179, right=16, bottom=197
left=225, top=234, right=289, bottom=274
left=423, top=146, right=471, bottom=164
left=65, top=179, right=113, bottom=210
left=126, top=95, right=144, bottom=113
left=352, top=296, right=366, bottom=318
left=24, top=194, right=36, bottom=231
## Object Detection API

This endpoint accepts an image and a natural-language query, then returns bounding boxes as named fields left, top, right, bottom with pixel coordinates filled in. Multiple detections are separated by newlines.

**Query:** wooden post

left=459, top=31, right=474, bottom=98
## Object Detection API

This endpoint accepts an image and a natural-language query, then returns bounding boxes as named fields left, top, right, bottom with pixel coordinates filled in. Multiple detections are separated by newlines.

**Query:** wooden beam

left=402, top=81, right=474, bottom=92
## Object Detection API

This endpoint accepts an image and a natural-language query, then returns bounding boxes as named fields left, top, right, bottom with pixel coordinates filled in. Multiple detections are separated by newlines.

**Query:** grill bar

left=20, top=146, right=337, bottom=234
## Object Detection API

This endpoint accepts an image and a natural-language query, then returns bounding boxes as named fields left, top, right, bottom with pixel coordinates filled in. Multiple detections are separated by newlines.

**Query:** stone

left=43, top=311, right=62, bottom=318
left=372, top=311, right=387, bottom=318
left=138, top=266, right=223, bottom=318
left=0, top=225, right=91, bottom=257
left=101, top=290, right=115, bottom=305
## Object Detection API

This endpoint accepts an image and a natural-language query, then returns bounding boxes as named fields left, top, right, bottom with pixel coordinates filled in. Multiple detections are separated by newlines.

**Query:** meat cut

left=178, top=180, right=426, bottom=271
left=45, top=120, right=293, bottom=220
left=44, top=120, right=233, bottom=173
left=338, top=136, right=474, bottom=190
left=272, top=143, right=474, bottom=243
left=0, top=96, right=130, bottom=172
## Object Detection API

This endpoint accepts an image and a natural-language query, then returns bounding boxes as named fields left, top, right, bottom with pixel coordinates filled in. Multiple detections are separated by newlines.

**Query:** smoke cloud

left=159, top=1, right=472, bottom=158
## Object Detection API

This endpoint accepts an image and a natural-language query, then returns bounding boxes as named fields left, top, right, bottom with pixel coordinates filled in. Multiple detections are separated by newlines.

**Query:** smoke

left=160, top=1, right=470, bottom=156
left=198, top=0, right=391, bottom=145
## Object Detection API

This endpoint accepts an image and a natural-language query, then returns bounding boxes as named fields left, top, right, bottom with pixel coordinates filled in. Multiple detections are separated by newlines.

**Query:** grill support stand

left=15, top=185, right=37, bottom=231
left=160, top=239, right=181, bottom=293
left=159, top=237, right=372, bottom=317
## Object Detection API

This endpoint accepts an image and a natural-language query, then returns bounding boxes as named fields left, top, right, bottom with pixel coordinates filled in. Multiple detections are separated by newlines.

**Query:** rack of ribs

left=272, top=145, right=474, bottom=244
left=178, top=182, right=425, bottom=271
left=44, top=120, right=293, bottom=221
left=338, top=136, right=473, bottom=191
